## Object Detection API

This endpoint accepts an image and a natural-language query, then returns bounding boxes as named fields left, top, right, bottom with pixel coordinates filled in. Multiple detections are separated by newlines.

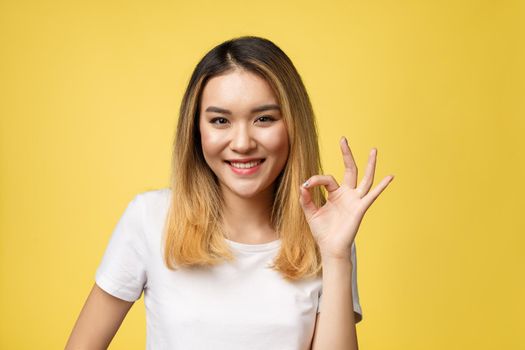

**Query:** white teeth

left=230, top=160, right=262, bottom=169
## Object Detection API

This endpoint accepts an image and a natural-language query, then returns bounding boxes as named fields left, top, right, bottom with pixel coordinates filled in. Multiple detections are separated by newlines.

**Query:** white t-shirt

left=95, top=188, right=363, bottom=349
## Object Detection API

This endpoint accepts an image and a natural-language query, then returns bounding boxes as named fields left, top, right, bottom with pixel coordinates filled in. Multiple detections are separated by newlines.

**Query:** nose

left=229, top=124, right=256, bottom=154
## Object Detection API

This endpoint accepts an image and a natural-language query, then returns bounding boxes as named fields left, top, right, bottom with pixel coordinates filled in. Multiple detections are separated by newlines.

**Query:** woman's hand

left=299, top=136, right=394, bottom=260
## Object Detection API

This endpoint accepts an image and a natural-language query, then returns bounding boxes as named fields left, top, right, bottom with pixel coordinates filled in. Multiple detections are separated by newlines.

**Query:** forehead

left=200, top=70, right=278, bottom=111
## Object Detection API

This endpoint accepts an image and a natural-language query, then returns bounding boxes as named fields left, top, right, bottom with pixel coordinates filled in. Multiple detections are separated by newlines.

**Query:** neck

left=220, top=184, right=278, bottom=244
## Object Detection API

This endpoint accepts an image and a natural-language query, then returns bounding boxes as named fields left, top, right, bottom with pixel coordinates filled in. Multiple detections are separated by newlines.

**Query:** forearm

left=311, top=255, right=358, bottom=350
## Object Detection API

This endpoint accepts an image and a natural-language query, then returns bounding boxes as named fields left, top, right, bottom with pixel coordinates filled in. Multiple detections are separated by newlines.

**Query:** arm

left=311, top=256, right=358, bottom=350
left=65, top=283, right=134, bottom=350
left=300, top=138, right=394, bottom=350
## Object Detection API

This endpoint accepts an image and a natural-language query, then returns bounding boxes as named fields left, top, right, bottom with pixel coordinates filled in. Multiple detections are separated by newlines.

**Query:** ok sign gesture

left=299, top=137, right=394, bottom=260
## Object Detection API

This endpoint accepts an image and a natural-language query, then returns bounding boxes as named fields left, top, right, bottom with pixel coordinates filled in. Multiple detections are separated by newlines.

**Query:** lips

left=225, top=158, right=265, bottom=163
left=225, top=158, right=265, bottom=164
left=225, top=159, right=265, bottom=175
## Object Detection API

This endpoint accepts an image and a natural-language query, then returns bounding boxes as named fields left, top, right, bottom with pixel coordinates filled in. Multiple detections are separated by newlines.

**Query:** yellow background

left=1, top=0, right=523, bottom=349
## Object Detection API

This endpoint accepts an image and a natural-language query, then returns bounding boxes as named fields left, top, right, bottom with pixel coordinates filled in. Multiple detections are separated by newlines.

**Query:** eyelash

left=210, top=115, right=276, bottom=125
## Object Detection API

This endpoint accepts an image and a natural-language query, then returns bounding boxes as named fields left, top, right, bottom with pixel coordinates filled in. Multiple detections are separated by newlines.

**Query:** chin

left=230, top=188, right=262, bottom=199
left=223, top=182, right=268, bottom=199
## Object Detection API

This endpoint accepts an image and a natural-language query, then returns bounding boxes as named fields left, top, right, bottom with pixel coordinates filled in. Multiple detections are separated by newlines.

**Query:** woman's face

left=199, top=69, right=289, bottom=199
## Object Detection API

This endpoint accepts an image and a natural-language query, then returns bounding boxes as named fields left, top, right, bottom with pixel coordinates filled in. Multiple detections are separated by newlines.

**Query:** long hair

left=162, top=36, right=326, bottom=281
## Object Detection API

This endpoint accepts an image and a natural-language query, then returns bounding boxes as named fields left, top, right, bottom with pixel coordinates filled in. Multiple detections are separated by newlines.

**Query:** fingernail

left=302, top=180, right=309, bottom=188
left=341, top=136, right=347, bottom=144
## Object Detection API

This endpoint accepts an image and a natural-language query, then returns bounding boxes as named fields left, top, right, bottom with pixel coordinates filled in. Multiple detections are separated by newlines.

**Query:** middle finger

left=340, top=136, right=358, bottom=188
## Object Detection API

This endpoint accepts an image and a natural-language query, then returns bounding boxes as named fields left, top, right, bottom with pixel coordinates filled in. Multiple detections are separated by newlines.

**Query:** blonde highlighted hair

left=163, top=36, right=326, bottom=281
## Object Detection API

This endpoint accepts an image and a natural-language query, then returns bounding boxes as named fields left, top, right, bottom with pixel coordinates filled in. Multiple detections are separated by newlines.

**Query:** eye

left=256, top=115, right=276, bottom=123
left=210, top=117, right=229, bottom=125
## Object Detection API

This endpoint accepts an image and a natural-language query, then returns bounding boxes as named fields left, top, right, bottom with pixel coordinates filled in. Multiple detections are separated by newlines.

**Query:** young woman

left=66, top=36, right=394, bottom=350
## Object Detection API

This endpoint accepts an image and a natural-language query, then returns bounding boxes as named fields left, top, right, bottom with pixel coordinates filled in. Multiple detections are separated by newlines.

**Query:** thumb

left=299, top=185, right=318, bottom=220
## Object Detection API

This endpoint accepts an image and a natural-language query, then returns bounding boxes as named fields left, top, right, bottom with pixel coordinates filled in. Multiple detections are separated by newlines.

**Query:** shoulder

left=134, top=187, right=171, bottom=208
left=132, top=187, right=172, bottom=227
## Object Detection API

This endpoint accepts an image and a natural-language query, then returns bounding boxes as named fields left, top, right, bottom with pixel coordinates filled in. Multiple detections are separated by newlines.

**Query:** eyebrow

left=204, top=104, right=281, bottom=114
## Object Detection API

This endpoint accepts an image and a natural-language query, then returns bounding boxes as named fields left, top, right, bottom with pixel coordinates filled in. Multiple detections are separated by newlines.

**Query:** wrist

left=319, top=246, right=352, bottom=262
left=320, top=252, right=353, bottom=266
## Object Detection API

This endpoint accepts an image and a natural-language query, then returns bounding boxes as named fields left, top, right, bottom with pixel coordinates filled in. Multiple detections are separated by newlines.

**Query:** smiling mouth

left=225, top=159, right=265, bottom=169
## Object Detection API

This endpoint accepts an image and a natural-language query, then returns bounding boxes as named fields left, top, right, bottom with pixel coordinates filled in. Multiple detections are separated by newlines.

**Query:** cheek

left=262, top=126, right=289, bottom=157
left=199, top=128, right=223, bottom=158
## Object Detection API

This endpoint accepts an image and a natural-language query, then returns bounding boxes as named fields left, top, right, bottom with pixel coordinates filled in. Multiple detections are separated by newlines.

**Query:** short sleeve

left=95, top=194, right=148, bottom=302
left=317, top=240, right=363, bottom=324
